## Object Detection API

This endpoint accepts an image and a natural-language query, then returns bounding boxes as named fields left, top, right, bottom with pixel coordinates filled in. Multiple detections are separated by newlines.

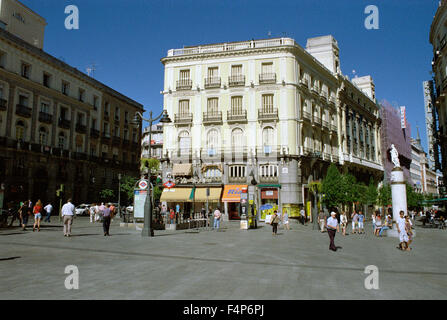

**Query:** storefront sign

left=240, top=220, right=248, bottom=230
left=163, top=181, right=176, bottom=189
left=265, top=191, right=274, bottom=196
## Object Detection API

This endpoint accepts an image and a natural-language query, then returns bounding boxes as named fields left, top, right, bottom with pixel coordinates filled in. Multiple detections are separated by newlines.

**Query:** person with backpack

left=271, top=210, right=280, bottom=235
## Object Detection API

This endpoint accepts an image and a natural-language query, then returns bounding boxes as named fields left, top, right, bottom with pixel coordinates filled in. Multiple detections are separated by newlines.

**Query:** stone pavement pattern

left=0, top=217, right=446, bottom=299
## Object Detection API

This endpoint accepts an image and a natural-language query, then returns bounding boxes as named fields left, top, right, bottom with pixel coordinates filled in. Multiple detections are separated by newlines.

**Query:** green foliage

left=321, top=164, right=343, bottom=208
left=140, top=158, right=160, bottom=174
left=153, top=186, right=162, bottom=202
left=99, top=189, right=114, bottom=201
left=377, top=184, right=392, bottom=207
left=365, top=177, right=378, bottom=205
left=406, top=183, right=424, bottom=209
left=119, top=175, right=139, bottom=205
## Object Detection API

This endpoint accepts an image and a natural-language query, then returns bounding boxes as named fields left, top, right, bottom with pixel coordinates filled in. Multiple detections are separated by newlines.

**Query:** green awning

left=258, top=184, right=281, bottom=189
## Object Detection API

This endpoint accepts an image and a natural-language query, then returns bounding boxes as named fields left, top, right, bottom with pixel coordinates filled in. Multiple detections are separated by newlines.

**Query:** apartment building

left=159, top=35, right=383, bottom=219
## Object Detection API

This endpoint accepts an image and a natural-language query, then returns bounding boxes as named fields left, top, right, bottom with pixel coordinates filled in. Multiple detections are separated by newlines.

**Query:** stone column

left=391, top=167, right=407, bottom=222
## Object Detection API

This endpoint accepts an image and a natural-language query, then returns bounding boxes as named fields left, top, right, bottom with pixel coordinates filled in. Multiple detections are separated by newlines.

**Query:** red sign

left=163, top=181, right=176, bottom=189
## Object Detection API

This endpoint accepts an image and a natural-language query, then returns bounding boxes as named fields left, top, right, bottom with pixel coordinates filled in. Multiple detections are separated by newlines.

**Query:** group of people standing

left=87, top=202, right=116, bottom=236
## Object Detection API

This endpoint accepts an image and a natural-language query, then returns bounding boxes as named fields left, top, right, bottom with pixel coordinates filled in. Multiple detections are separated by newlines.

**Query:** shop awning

left=221, top=185, right=247, bottom=202
left=172, top=163, right=192, bottom=176
left=194, top=188, right=222, bottom=202
left=258, top=184, right=281, bottom=189
left=160, top=188, right=193, bottom=202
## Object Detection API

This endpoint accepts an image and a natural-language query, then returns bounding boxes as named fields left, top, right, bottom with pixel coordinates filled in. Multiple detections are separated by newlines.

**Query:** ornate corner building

left=430, top=0, right=447, bottom=189
left=0, top=0, right=144, bottom=206
left=159, top=35, right=383, bottom=218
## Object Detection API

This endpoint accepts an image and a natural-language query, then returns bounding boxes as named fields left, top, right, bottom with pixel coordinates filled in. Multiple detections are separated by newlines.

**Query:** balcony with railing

left=75, top=123, right=87, bottom=134
left=90, top=128, right=100, bottom=139
left=58, top=118, right=71, bottom=129
left=299, top=78, right=309, bottom=89
left=176, top=79, right=192, bottom=90
left=203, top=111, right=222, bottom=124
left=259, top=73, right=276, bottom=84
left=330, top=123, right=337, bottom=132
left=258, top=108, right=278, bottom=121
left=0, top=98, right=6, bottom=110
left=322, top=120, right=330, bottom=130
left=167, top=38, right=297, bottom=57
left=112, top=136, right=121, bottom=146
left=227, top=110, right=247, bottom=123
left=228, top=75, right=245, bottom=87
left=174, top=113, right=193, bottom=125
left=204, top=77, right=221, bottom=89
left=329, top=96, right=336, bottom=108
left=302, top=111, right=312, bottom=122
left=16, top=104, right=32, bottom=118
left=313, top=116, right=322, bottom=126
left=38, top=112, right=53, bottom=124
left=311, top=86, right=320, bottom=96
left=101, top=133, right=111, bottom=143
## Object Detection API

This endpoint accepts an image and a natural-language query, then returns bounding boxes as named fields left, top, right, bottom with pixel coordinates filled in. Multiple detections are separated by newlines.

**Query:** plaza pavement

left=0, top=216, right=446, bottom=300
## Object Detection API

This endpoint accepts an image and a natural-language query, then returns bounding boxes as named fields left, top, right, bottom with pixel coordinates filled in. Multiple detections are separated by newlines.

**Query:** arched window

left=16, top=120, right=25, bottom=140
left=39, top=127, right=48, bottom=146
left=263, top=126, right=274, bottom=147
left=207, top=129, right=219, bottom=155
left=231, top=128, right=244, bottom=150
left=58, top=132, right=66, bottom=149
left=178, top=130, right=191, bottom=154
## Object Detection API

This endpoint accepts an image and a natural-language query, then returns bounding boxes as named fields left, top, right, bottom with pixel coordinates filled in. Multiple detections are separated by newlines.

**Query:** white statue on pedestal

left=390, top=144, right=400, bottom=167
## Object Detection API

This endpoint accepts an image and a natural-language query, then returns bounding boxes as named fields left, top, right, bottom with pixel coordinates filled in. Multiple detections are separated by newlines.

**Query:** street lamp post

left=132, top=110, right=172, bottom=237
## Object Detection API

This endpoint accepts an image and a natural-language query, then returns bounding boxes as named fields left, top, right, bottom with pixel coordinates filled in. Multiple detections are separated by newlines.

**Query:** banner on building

left=400, top=106, right=406, bottom=129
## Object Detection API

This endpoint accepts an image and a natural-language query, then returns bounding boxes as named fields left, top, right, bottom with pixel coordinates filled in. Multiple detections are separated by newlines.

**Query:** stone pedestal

left=389, top=167, right=407, bottom=238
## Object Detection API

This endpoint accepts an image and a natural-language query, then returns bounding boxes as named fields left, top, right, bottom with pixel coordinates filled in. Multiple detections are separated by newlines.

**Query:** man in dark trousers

left=326, top=211, right=340, bottom=251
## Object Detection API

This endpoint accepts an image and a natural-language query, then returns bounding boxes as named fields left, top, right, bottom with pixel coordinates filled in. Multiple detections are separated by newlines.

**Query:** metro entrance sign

left=134, top=179, right=150, bottom=220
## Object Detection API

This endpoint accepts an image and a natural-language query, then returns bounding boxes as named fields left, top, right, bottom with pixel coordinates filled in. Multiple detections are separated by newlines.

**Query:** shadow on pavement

left=0, top=256, right=21, bottom=261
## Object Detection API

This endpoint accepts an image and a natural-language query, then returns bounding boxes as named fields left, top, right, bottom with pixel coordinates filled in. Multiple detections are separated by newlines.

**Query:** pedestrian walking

left=405, top=215, right=413, bottom=250
left=213, top=207, right=221, bottom=230
left=43, top=202, right=53, bottom=223
left=32, top=200, right=43, bottom=232
left=102, top=203, right=112, bottom=236
left=358, top=211, right=365, bottom=234
left=270, top=210, right=280, bottom=235
left=61, top=198, right=75, bottom=237
left=21, top=200, right=31, bottom=231
left=326, top=212, right=340, bottom=251
left=89, top=203, right=96, bottom=223
left=97, top=203, right=105, bottom=222
left=282, top=210, right=290, bottom=230
left=318, top=210, right=326, bottom=233
left=351, top=211, right=359, bottom=234
left=397, top=211, right=409, bottom=251
left=340, top=211, right=348, bottom=236
left=299, top=207, right=306, bottom=225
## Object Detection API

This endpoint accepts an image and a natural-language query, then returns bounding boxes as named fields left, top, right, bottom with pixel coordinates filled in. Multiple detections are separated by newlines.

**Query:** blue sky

left=20, top=0, right=438, bottom=152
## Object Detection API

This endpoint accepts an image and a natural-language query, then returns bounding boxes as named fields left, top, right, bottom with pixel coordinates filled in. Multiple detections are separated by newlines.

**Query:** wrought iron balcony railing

left=16, top=104, right=32, bottom=118
left=203, top=111, right=222, bottom=124
left=174, top=113, right=193, bottom=124
left=204, top=77, right=221, bottom=89
left=259, top=73, right=276, bottom=84
left=228, top=75, right=245, bottom=87
left=176, top=79, right=192, bottom=90
left=227, top=110, right=247, bottom=123
left=58, top=118, right=71, bottom=129
left=258, top=108, right=278, bottom=121
left=39, top=112, right=53, bottom=124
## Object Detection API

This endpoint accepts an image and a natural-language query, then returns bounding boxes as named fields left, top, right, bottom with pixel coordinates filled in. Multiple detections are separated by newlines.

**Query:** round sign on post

left=138, top=180, right=148, bottom=190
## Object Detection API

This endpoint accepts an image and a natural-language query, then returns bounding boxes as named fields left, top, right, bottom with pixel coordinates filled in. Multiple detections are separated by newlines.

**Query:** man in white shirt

left=396, top=210, right=409, bottom=251
left=43, top=203, right=53, bottom=223
left=326, top=212, right=340, bottom=251
left=61, top=198, right=75, bottom=237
